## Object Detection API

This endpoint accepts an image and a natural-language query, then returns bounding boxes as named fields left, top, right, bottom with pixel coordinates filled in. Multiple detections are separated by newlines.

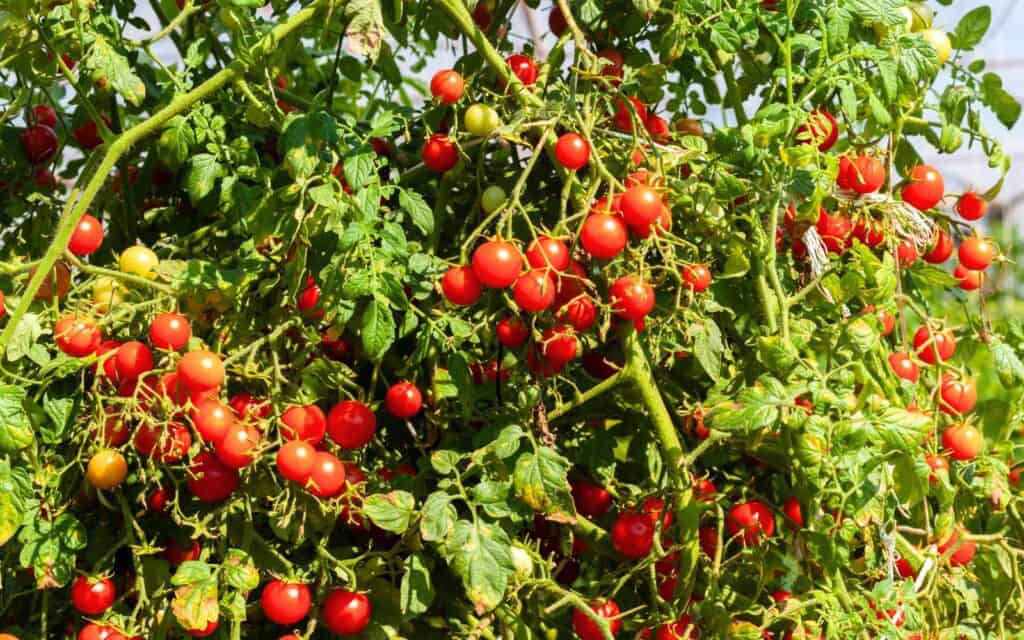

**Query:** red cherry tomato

left=581, top=214, right=628, bottom=259
left=514, top=268, right=557, bottom=312
left=472, top=240, right=522, bottom=288
left=888, top=352, right=919, bottom=383
left=297, top=276, right=323, bottom=319
left=134, top=422, right=192, bottom=463
left=188, top=451, right=239, bottom=501
left=925, top=454, right=949, bottom=482
left=655, top=616, right=694, bottom=640
left=682, top=264, right=712, bottom=292
left=163, top=538, right=201, bottom=565
left=572, top=600, right=622, bottom=640
left=644, top=113, right=670, bottom=142
left=496, top=316, right=530, bottom=347
left=276, top=440, right=316, bottom=483
left=421, top=134, right=458, bottom=173
left=429, top=69, right=464, bottom=104
left=506, top=54, right=538, bottom=85
left=148, top=485, right=173, bottom=512
left=902, top=165, right=945, bottom=210
left=20, top=124, right=58, bottom=165
left=78, top=624, right=126, bottom=640
left=70, top=576, right=116, bottom=615
left=177, top=350, right=224, bottom=392
left=525, top=236, right=570, bottom=272
left=186, top=620, right=219, bottom=638
left=74, top=117, right=107, bottom=150
left=385, top=381, right=423, bottom=419
left=68, top=214, right=104, bottom=256
left=554, top=133, right=590, bottom=170
left=923, top=229, right=954, bottom=264
left=327, top=400, right=377, bottom=449
left=796, top=109, right=839, bottom=151
left=441, top=266, right=482, bottom=306
left=939, top=376, right=977, bottom=415
left=558, top=296, right=598, bottom=332
left=609, top=276, right=655, bottom=321
left=94, top=342, right=121, bottom=383
left=33, top=104, right=58, bottom=128
left=542, top=325, right=578, bottom=367
left=958, top=237, right=995, bottom=271
left=548, top=6, right=567, bottom=35
left=114, top=341, right=154, bottom=381
left=726, top=500, right=775, bottom=545
left=957, top=191, right=987, bottom=221
left=782, top=496, right=803, bottom=529
left=308, top=451, right=347, bottom=498
left=838, top=155, right=885, bottom=194
left=913, top=325, right=955, bottom=364
left=614, top=96, right=647, bottom=132
left=261, top=579, right=312, bottom=626
left=897, top=238, right=919, bottom=267
left=852, top=217, right=886, bottom=247
left=215, top=424, right=260, bottom=468
left=280, top=405, right=326, bottom=444
left=54, top=316, right=102, bottom=357
left=941, top=423, right=982, bottom=461
left=954, top=264, right=983, bottom=291
left=230, top=392, right=271, bottom=421
left=816, top=210, right=852, bottom=254
left=191, top=399, right=235, bottom=444
left=571, top=480, right=613, bottom=518
left=863, top=306, right=895, bottom=337
left=149, top=312, right=192, bottom=350
left=938, top=529, right=976, bottom=567
left=322, top=589, right=372, bottom=635
left=620, top=185, right=663, bottom=233
left=611, top=511, right=655, bottom=558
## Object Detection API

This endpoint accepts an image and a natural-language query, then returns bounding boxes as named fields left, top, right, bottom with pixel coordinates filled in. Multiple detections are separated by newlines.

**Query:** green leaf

left=186, top=154, right=222, bottom=203
left=991, top=339, right=1024, bottom=389
left=420, top=491, right=457, bottom=542
left=40, top=393, right=76, bottom=444
left=6, top=313, right=47, bottom=365
left=951, top=6, right=990, bottom=50
left=157, top=116, right=195, bottom=168
left=364, top=491, right=416, bottom=533
left=863, top=408, right=931, bottom=452
left=172, top=560, right=219, bottom=632
left=692, top=317, right=724, bottom=381
left=221, top=549, right=259, bottom=591
left=83, top=36, right=145, bottom=106
left=848, top=0, right=905, bottom=26
left=399, top=553, right=435, bottom=618
left=0, top=460, right=31, bottom=546
left=0, top=385, right=34, bottom=452
left=345, top=0, right=388, bottom=60
left=280, top=111, right=339, bottom=180
left=360, top=299, right=395, bottom=361
left=18, top=512, right=87, bottom=587
left=981, top=73, right=1022, bottom=128
left=512, top=447, right=576, bottom=523
left=708, top=376, right=788, bottom=433
left=399, top=189, right=434, bottom=236
left=441, top=519, right=514, bottom=614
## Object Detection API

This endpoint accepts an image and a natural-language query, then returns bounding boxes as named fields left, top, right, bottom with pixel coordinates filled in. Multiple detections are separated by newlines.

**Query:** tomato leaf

left=221, top=549, right=259, bottom=591
left=399, top=552, right=435, bottom=618
left=980, top=72, right=1022, bottom=129
left=185, top=153, right=223, bottom=203
left=345, top=0, right=387, bottom=60
left=0, top=385, right=34, bottom=452
left=512, top=447, right=576, bottom=523
left=18, top=512, right=87, bottom=588
left=172, top=560, right=219, bottom=632
left=441, top=518, right=514, bottom=614
left=0, top=460, right=31, bottom=547
left=708, top=377, right=789, bottom=433
left=692, top=317, right=724, bottom=381
left=990, top=339, right=1024, bottom=389
left=364, top=491, right=416, bottom=533
left=420, top=491, right=457, bottom=542
left=952, top=6, right=990, bottom=51
left=83, top=36, right=145, bottom=106
left=862, top=408, right=931, bottom=452
left=399, top=189, right=434, bottom=237
left=360, top=299, right=395, bottom=361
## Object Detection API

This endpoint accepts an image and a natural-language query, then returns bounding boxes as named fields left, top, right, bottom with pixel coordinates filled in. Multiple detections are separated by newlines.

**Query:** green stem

left=623, top=331, right=685, bottom=479
left=547, top=368, right=625, bottom=420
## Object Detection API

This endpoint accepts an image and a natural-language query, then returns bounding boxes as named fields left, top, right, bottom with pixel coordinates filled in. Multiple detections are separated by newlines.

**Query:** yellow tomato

left=119, top=245, right=159, bottom=279
left=86, top=449, right=128, bottom=490
left=922, top=29, right=952, bottom=65
left=92, top=276, right=126, bottom=313
left=463, top=104, right=501, bottom=137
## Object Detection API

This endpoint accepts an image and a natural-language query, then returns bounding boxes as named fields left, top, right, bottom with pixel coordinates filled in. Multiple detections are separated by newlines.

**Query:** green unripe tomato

left=219, top=6, right=243, bottom=32
left=464, top=103, right=500, bottom=137
left=480, top=185, right=506, bottom=213
left=908, top=2, right=934, bottom=32
left=922, top=29, right=951, bottom=65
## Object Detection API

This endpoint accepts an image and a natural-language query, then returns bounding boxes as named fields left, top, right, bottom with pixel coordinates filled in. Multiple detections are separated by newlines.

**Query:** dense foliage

left=0, top=0, right=1022, bottom=638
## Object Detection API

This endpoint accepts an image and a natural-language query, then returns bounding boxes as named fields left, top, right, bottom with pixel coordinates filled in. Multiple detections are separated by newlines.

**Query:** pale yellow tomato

left=92, top=277, right=126, bottom=313
left=922, top=29, right=952, bottom=65
left=119, top=245, right=159, bottom=279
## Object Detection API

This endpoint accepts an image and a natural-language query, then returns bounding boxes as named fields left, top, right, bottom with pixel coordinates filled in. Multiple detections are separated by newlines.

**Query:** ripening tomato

left=610, top=276, right=655, bottom=321
left=901, top=165, right=945, bottom=210
left=429, top=69, right=464, bottom=104
left=572, top=600, right=622, bottom=640
left=322, top=589, right=372, bottom=635
left=782, top=496, right=803, bottom=529
left=620, top=185, right=663, bottom=232
left=327, top=400, right=377, bottom=449
left=261, top=579, right=312, bottom=626
left=178, top=350, right=224, bottom=392
left=542, top=325, right=578, bottom=367
left=464, top=103, right=501, bottom=137
left=496, top=316, right=530, bottom=347
left=954, top=264, right=983, bottom=291
left=54, top=316, right=102, bottom=357
left=297, top=276, right=323, bottom=318
left=86, top=449, right=128, bottom=490
left=186, top=620, right=219, bottom=638
left=888, top=352, right=919, bottom=382
left=957, top=191, right=987, bottom=221
left=191, top=399, right=234, bottom=444
left=923, top=229, right=953, bottom=264
left=925, top=454, right=949, bottom=482
left=922, top=28, right=952, bottom=65
left=149, top=312, right=191, bottom=350
left=913, top=325, right=955, bottom=364
left=68, top=214, right=104, bottom=256
left=280, top=405, right=326, bottom=444
left=189, top=449, right=240, bottom=502
left=645, top=114, right=670, bottom=142
left=506, top=54, right=538, bottom=85
left=611, top=511, right=655, bottom=558
left=958, top=237, right=996, bottom=271
left=941, top=423, right=982, bottom=461
left=897, top=238, right=919, bottom=267
left=119, top=245, right=159, bottom=278
left=472, top=240, right=522, bottom=288
left=682, top=264, right=712, bottom=292
left=558, top=296, right=598, bottom=332
left=796, top=109, right=839, bottom=151
left=526, top=236, right=570, bottom=271
left=20, top=124, right=58, bottom=165
left=441, top=266, right=482, bottom=306
left=421, top=134, right=458, bottom=173
left=216, top=424, right=260, bottom=468
left=581, top=214, right=628, bottom=259
left=614, top=96, right=647, bottom=132
left=726, top=501, right=775, bottom=545
left=816, top=210, right=853, bottom=253
left=276, top=440, right=316, bottom=483
left=71, top=576, right=116, bottom=615
left=938, top=530, right=976, bottom=567
left=514, top=268, right=557, bottom=312
left=571, top=480, right=613, bottom=518
left=554, top=133, right=590, bottom=170
left=115, top=341, right=154, bottom=381
left=385, top=381, right=423, bottom=419
left=939, top=376, right=977, bottom=415
left=480, top=184, right=506, bottom=212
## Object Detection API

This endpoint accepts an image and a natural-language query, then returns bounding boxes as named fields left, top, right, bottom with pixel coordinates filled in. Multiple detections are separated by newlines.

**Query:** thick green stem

left=623, top=331, right=685, bottom=479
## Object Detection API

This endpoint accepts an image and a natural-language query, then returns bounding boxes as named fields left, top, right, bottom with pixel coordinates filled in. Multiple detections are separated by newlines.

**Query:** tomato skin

left=925, top=454, right=949, bottom=482
left=115, top=341, right=154, bottom=381
left=149, top=312, right=192, bottom=350
left=840, top=155, right=885, bottom=194
left=614, top=96, right=647, bottom=132
left=429, top=69, right=464, bottom=104
left=852, top=217, right=886, bottom=248
left=796, top=109, right=839, bottom=151
left=913, top=325, right=955, bottom=364
left=580, top=214, right=628, bottom=259
left=441, top=266, right=482, bottom=305
left=782, top=496, right=804, bottom=529
left=682, top=264, right=712, bottom=292
left=119, top=245, right=159, bottom=278
left=297, top=276, right=323, bottom=319
left=230, top=393, right=271, bottom=422
left=554, top=133, right=590, bottom=169
left=611, top=511, right=655, bottom=558
left=513, top=268, right=557, bottom=312
left=816, top=210, right=853, bottom=254
left=215, top=424, right=260, bottom=468
left=280, top=405, right=326, bottom=444
left=327, top=400, right=377, bottom=449
left=276, top=440, right=316, bottom=483
left=33, top=104, right=58, bottom=128
left=938, top=530, right=976, bottom=567
left=68, top=214, right=104, bottom=256
left=941, top=423, right=983, bottom=461
left=558, top=295, right=598, bottom=332
left=958, top=237, right=995, bottom=271
left=71, top=576, right=116, bottom=616
left=897, top=238, right=919, bottom=266
left=177, top=350, right=225, bottom=392
left=134, top=422, right=192, bottom=463
left=54, top=316, right=102, bottom=358
left=506, top=54, right=538, bottom=85
left=421, top=134, right=458, bottom=173
left=321, top=589, right=372, bottom=635
left=526, top=236, right=570, bottom=271
left=261, top=579, right=312, bottom=625
left=923, top=229, right=954, bottom=263
left=572, top=600, right=621, bottom=640
left=186, top=620, right=219, bottom=638
left=888, top=352, right=919, bottom=383
left=78, top=624, right=126, bottom=640
left=496, top=316, right=530, bottom=347
left=644, top=113, right=670, bottom=142
left=471, top=240, right=523, bottom=288
left=308, top=452, right=347, bottom=498
left=542, top=325, right=578, bottom=367
left=954, top=264, right=984, bottom=290
left=163, top=538, right=201, bottom=565
left=901, top=165, right=945, bottom=210
left=620, top=185, right=663, bottom=233
left=939, top=376, right=977, bottom=415
left=726, top=501, right=776, bottom=545
left=385, top=381, right=423, bottom=419
left=464, top=104, right=501, bottom=137
left=20, top=124, right=58, bottom=164
left=74, top=116, right=107, bottom=149
left=86, top=449, right=128, bottom=490
left=957, top=191, right=987, bottom=220
left=191, top=399, right=235, bottom=444
left=571, top=480, right=613, bottom=518
left=609, top=276, right=655, bottom=321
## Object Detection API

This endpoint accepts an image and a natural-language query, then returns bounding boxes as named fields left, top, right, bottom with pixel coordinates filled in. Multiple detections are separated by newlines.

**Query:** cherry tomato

left=923, top=229, right=953, bottom=263
left=925, top=454, right=949, bottom=482
left=71, top=576, right=116, bottom=615
left=149, top=312, right=192, bottom=350
left=682, top=264, right=712, bottom=292
left=68, top=214, right=104, bottom=256
left=581, top=214, right=628, bottom=259
left=322, top=589, right=372, bottom=635
left=135, top=422, right=192, bottom=463
left=148, top=486, right=173, bottom=512
left=922, top=28, right=951, bottom=64
left=897, top=238, right=919, bottom=267
left=73, top=116, right=107, bottom=149
left=913, top=325, right=955, bottom=364
left=86, top=449, right=127, bottom=490
left=115, top=341, right=154, bottom=381
left=429, top=69, right=464, bottom=104
left=93, top=277, right=126, bottom=313
left=215, top=424, right=260, bottom=468
left=597, top=49, right=625, bottom=82
left=276, top=440, right=316, bottom=483
left=464, top=103, right=501, bottom=137
left=655, top=616, right=694, bottom=640
left=297, top=276, right=323, bottom=319
left=816, top=210, right=852, bottom=254
left=938, top=530, right=976, bottom=567
left=513, top=268, right=557, bottom=312
left=554, top=133, right=590, bottom=169
left=954, top=264, right=983, bottom=291
left=385, top=381, right=423, bottom=419
left=644, top=113, right=670, bottom=142
left=548, top=6, right=567, bottom=35
left=941, top=423, right=982, bottom=461
left=571, top=480, right=612, bottom=518
left=620, top=185, right=663, bottom=233
left=861, top=306, right=894, bottom=336
left=901, top=165, right=945, bottom=210
left=691, top=478, right=716, bottom=504
left=190, top=399, right=235, bottom=444
left=957, top=191, right=987, bottom=221
left=480, top=184, right=506, bottom=212
left=327, top=400, right=377, bottom=449
left=958, top=237, right=995, bottom=271
left=572, top=600, right=622, bottom=640
left=261, top=579, right=312, bottom=625
left=939, top=376, right=977, bottom=415
left=78, top=624, right=126, bottom=640
left=229, top=393, right=271, bottom=422
left=841, top=155, right=885, bottom=194
left=726, top=500, right=775, bottom=545
left=98, top=409, right=129, bottom=446
left=614, top=96, right=647, bottom=132
left=610, top=276, right=655, bottom=321
left=496, top=316, right=530, bottom=347
left=20, top=124, right=58, bottom=165
left=178, top=350, right=224, bottom=392
left=441, top=266, right=482, bottom=306
left=0, top=290, right=5, bottom=319
left=187, top=452, right=239, bottom=501
left=280, top=404, right=326, bottom=444
left=852, top=218, right=886, bottom=247
left=888, top=352, right=919, bottom=382
left=506, top=54, right=538, bottom=85
left=542, top=325, right=578, bottom=367
left=525, top=236, right=570, bottom=272
left=54, top=316, right=102, bottom=357
left=555, top=260, right=588, bottom=304
left=119, top=245, right=159, bottom=278
left=611, top=511, right=655, bottom=558
left=421, top=134, right=458, bottom=173
left=472, top=240, right=522, bottom=288
left=782, top=496, right=803, bottom=529
left=186, top=620, right=219, bottom=638
left=796, top=109, right=839, bottom=151
left=33, top=104, right=58, bottom=128
left=558, top=296, right=598, bottom=332
left=163, top=538, right=201, bottom=565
